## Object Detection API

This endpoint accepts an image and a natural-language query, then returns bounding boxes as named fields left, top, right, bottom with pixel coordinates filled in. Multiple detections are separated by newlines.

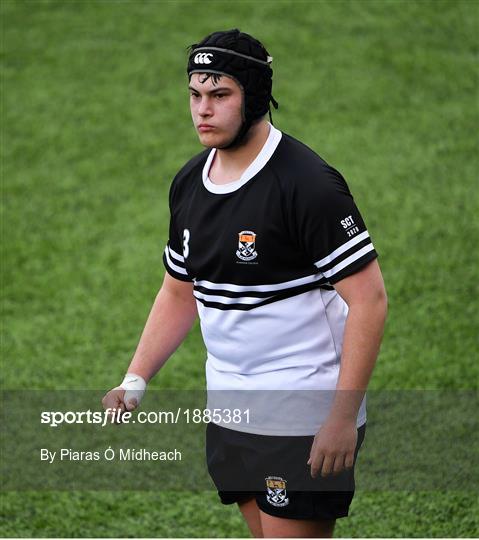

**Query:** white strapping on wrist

left=119, top=373, right=147, bottom=407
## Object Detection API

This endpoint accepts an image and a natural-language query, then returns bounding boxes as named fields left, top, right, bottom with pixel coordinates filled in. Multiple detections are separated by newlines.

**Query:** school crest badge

left=265, top=476, right=289, bottom=507
left=236, top=230, right=258, bottom=261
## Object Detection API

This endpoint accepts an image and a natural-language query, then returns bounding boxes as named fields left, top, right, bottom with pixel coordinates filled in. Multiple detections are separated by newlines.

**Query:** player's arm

left=308, top=259, right=387, bottom=477
left=127, top=272, right=197, bottom=381
left=102, top=272, right=197, bottom=412
left=329, top=258, right=387, bottom=412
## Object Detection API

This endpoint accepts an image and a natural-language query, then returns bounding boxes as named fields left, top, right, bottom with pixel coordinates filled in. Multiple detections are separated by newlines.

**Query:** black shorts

left=206, top=422, right=366, bottom=521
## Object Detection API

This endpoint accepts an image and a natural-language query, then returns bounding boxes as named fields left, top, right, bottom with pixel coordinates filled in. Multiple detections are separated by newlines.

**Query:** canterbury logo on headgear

left=194, top=52, right=213, bottom=64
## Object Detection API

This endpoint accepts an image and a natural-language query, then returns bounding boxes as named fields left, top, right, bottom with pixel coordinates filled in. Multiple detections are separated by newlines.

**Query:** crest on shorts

left=236, top=230, right=258, bottom=261
left=265, top=476, right=289, bottom=507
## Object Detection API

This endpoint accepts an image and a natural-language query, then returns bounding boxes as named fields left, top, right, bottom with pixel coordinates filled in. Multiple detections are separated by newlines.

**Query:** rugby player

left=103, top=29, right=387, bottom=538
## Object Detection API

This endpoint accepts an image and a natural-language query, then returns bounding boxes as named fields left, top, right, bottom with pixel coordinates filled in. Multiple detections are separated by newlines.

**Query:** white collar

left=202, top=123, right=282, bottom=194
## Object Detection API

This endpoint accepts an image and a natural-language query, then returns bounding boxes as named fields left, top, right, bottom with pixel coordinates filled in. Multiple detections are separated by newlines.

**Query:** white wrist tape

left=119, top=373, right=147, bottom=407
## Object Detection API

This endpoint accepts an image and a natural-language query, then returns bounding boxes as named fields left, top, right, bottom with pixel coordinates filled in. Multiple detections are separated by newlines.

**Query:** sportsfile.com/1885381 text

left=40, top=408, right=250, bottom=427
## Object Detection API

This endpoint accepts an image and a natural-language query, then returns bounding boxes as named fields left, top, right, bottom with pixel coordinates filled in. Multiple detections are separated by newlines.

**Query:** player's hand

left=101, top=387, right=138, bottom=423
left=307, top=418, right=357, bottom=478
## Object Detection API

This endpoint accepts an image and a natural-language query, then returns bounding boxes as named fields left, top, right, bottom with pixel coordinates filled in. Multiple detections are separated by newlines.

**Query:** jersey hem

left=209, top=415, right=367, bottom=436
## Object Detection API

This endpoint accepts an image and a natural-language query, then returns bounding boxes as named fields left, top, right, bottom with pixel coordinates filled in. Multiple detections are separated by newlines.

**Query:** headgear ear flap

left=187, top=29, right=279, bottom=149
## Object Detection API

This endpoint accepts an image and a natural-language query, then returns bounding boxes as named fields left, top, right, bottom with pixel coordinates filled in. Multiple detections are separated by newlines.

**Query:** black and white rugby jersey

left=162, top=124, right=377, bottom=435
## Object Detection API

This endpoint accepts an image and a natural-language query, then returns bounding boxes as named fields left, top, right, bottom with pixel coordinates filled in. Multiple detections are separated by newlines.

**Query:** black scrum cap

left=187, top=29, right=278, bottom=148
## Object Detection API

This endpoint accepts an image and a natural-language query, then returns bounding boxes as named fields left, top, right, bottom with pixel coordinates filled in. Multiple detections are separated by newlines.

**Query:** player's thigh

left=259, top=509, right=335, bottom=539
left=238, top=498, right=263, bottom=538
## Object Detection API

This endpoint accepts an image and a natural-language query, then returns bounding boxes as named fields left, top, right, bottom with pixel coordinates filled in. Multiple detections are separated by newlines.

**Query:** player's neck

left=211, top=121, right=270, bottom=184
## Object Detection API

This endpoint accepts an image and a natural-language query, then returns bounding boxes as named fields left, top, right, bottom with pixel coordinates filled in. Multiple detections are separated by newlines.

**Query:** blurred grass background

left=1, top=0, right=478, bottom=537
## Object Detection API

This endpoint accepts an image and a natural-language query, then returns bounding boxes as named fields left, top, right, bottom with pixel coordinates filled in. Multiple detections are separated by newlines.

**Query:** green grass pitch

left=1, top=0, right=478, bottom=537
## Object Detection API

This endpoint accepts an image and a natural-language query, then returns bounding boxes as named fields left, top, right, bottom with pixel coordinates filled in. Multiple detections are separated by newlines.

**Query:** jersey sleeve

left=294, top=165, right=378, bottom=284
left=162, top=182, right=193, bottom=283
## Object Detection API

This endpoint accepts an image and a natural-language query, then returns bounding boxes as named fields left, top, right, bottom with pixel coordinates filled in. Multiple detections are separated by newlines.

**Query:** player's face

left=189, top=73, right=243, bottom=148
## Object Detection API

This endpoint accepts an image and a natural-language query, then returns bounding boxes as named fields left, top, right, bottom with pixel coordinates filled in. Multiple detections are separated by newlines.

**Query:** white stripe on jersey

left=164, top=246, right=188, bottom=275
left=194, top=271, right=325, bottom=294
left=194, top=291, right=274, bottom=305
left=322, top=244, right=375, bottom=279
left=168, top=245, right=185, bottom=263
left=314, top=231, right=370, bottom=270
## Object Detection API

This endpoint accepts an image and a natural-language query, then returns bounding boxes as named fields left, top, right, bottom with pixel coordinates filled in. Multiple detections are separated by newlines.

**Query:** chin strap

left=222, top=94, right=280, bottom=150
left=268, top=95, right=279, bottom=125
left=218, top=119, right=253, bottom=150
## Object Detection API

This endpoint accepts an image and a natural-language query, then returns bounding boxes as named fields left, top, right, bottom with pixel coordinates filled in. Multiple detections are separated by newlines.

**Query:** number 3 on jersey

left=183, top=228, right=190, bottom=259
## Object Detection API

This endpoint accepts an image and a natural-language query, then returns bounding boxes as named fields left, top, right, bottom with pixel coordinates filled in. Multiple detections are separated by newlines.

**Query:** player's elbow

left=376, top=284, right=388, bottom=323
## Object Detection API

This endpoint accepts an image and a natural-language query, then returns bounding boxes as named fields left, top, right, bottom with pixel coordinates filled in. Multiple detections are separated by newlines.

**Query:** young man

left=103, top=29, right=387, bottom=538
